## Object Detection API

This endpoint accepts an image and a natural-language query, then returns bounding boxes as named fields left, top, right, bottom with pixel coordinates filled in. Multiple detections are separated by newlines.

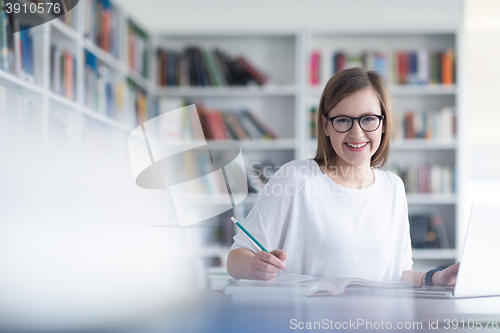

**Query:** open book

left=224, top=274, right=413, bottom=296
left=314, top=277, right=412, bottom=296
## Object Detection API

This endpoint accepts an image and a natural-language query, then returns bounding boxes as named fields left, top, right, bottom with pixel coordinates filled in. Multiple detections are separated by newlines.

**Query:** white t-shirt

left=230, top=159, right=413, bottom=282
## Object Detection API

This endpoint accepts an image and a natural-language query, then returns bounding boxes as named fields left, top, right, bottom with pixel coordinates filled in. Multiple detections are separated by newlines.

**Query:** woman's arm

left=402, top=263, right=460, bottom=286
left=401, top=270, right=425, bottom=286
left=227, top=248, right=287, bottom=280
left=227, top=248, right=254, bottom=279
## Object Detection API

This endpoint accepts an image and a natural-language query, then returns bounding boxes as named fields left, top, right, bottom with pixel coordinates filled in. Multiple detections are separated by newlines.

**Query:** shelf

left=156, top=85, right=297, bottom=97
left=233, top=139, right=295, bottom=150
left=48, top=92, right=133, bottom=132
left=128, top=69, right=152, bottom=90
left=50, top=18, right=82, bottom=43
left=406, top=193, right=456, bottom=205
left=391, top=84, right=456, bottom=95
left=154, top=139, right=295, bottom=150
left=48, top=91, right=79, bottom=109
left=391, top=139, right=457, bottom=150
left=0, top=69, right=45, bottom=95
left=309, top=84, right=456, bottom=97
left=51, top=19, right=150, bottom=90
left=412, top=249, right=456, bottom=260
left=79, top=106, right=133, bottom=132
left=83, top=39, right=127, bottom=75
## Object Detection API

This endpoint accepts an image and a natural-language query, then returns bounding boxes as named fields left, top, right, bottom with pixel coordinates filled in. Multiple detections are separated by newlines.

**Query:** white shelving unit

left=1, top=2, right=152, bottom=141
left=151, top=32, right=302, bottom=288
left=2, top=2, right=463, bottom=286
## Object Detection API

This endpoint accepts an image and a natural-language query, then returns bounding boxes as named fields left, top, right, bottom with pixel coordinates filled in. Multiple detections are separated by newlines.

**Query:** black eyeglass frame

left=326, top=115, right=385, bottom=133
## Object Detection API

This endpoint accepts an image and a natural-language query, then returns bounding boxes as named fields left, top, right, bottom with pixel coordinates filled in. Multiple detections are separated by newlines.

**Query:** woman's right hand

left=248, top=249, right=287, bottom=280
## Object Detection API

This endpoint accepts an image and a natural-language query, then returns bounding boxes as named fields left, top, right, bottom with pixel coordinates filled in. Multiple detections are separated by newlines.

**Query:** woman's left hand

left=434, top=262, right=460, bottom=286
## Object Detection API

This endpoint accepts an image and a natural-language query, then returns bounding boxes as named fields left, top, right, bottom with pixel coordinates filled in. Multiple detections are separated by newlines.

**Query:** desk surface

left=129, top=290, right=500, bottom=332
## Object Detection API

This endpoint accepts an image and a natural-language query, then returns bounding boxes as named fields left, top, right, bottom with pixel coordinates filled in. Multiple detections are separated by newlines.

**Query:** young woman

left=227, top=67, right=459, bottom=286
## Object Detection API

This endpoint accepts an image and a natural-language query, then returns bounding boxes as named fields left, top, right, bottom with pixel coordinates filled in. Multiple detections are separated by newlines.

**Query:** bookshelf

left=150, top=33, right=301, bottom=288
left=0, top=1, right=463, bottom=287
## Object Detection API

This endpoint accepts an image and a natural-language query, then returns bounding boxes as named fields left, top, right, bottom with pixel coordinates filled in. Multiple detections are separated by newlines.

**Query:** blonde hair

left=312, top=67, right=395, bottom=170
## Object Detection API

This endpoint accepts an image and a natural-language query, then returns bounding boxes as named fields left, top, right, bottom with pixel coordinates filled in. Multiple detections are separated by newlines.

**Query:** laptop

left=390, top=201, right=500, bottom=298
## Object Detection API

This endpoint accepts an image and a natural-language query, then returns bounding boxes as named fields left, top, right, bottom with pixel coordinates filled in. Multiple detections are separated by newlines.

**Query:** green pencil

left=230, top=217, right=268, bottom=253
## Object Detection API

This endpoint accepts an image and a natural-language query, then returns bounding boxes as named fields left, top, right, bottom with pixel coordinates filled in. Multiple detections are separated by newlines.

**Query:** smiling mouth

left=345, top=142, right=368, bottom=148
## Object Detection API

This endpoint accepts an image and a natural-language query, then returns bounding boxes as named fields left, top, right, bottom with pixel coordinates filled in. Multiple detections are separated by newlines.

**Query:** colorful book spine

left=388, top=164, right=455, bottom=194
left=326, top=49, right=456, bottom=85
left=85, top=0, right=121, bottom=58
left=409, top=213, right=449, bottom=249
left=157, top=47, right=269, bottom=87
left=7, top=22, right=34, bottom=82
left=0, top=11, right=9, bottom=72
left=84, top=51, right=126, bottom=121
left=397, top=107, right=456, bottom=140
left=58, top=0, right=78, bottom=28
left=310, top=51, right=320, bottom=85
left=156, top=100, right=277, bottom=141
left=310, top=106, right=317, bottom=139
left=128, top=21, right=149, bottom=77
left=127, top=80, right=148, bottom=126
left=51, top=44, right=76, bottom=100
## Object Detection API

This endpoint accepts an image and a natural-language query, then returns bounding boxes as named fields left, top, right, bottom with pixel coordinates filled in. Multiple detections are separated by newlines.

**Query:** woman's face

left=322, top=87, right=384, bottom=169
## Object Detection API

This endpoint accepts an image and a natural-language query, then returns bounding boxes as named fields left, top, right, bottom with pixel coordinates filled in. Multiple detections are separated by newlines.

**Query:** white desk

left=129, top=290, right=500, bottom=332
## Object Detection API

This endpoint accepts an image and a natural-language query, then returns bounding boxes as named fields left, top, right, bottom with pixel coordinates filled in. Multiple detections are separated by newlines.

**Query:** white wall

left=464, top=0, right=500, bottom=156
left=116, top=0, right=463, bottom=33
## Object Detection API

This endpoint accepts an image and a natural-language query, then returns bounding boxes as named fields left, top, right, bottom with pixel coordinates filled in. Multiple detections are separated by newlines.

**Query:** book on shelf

left=85, top=0, right=122, bottom=58
left=314, top=49, right=455, bottom=85
left=0, top=13, right=35, bottom=82
left=157, top=98, right=277, bottom=141
left=20, top=25, right=35, bottom=82
left=58, top=0, right=78, bottom=28
left=309, top=106, right=318, bottom=138
left=163, top=149, right=234, bottom=196
left=246, top=160, right=277, bottom=194
left=157, top=47, right=269, bottom=87
left=197, top=212, right=236, bottom=250
left=51, top=44, right=76, bottom=100
left=128, top=20, right=148, bottom=78
left=409, top=213, right=450, bottom=249
left=309, top=51, right=320, bottom=85
left=214, top=211, right=237, bottom=249
left=224, top=274, right=412, bottom=296
left=157, top=97, right=191, bottom=140
left=127, top=79, right=149, bottom=126
left=0, top=10, right=13, bottom=73
left=84, top=50, right=127, bottom=121
left=387, top=164, right=455, bottom=195
left=396, top=107, right=456, bottom=140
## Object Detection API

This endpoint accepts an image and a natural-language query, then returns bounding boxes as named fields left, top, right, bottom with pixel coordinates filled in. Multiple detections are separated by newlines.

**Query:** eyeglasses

left=327, top=115, right=384, bottom=133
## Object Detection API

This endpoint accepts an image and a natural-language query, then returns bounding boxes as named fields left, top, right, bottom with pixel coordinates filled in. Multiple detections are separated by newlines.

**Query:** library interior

left=1, top=0, right=500, bottom=332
